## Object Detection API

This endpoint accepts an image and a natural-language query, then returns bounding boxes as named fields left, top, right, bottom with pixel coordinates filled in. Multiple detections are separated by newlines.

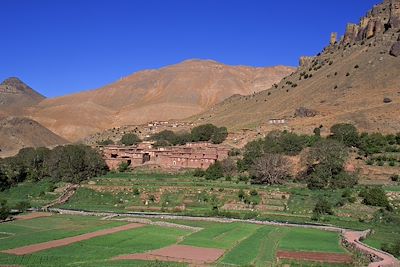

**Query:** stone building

left=100, top=142, right=230, bottom=170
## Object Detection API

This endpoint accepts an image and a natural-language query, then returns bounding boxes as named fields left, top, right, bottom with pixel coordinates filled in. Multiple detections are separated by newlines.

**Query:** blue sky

left=0, top=0, right=379, bottom=98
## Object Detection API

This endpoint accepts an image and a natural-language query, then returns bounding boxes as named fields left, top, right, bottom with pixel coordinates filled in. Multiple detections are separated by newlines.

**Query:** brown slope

left=0, top=117, right=68, bottom=158
left=193, top=0, right=400, bottom=135
left=31, top=60, right=294, bottom=141
left=0, top=77, right=45, bottom=116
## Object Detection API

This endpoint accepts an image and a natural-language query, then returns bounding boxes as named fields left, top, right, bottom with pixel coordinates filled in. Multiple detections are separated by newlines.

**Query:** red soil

left=277, top=251, right=353, bottom=264
left=2, top=223, right=144, bottom=255
left=14, top=212, right=52, bottom=221
left=114, top=245, right=225, bottom=264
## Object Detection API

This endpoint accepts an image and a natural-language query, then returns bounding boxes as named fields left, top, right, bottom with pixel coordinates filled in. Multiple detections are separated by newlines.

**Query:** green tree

left=120, top=133, right=141, bottom=146
left=330, top=123, right=359, bottom=147
left=191, top=124, right=218, bottom=142
left=98, top=139, right=114, bottom=146
left=205, top=161, right=224, bottom=180
left=305, top=139, right=356, bottom=189
left=313, top=198, right=334, bottom=216
left=0, top=199, right=10, bottom=221
left=46, top=145, right=108, bottom=183
left=211, top=127, right=228, bottom=144
left=361, top=187, right=390, bottom=209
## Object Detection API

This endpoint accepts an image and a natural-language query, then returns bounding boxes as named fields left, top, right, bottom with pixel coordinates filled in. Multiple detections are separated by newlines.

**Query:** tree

left=191, top=124, right=218, bottom=142
left=305, top=139, right=355, bottom=190
left=0, top=199, right=10, bottom=221
left=205, top=161, right=224, bottom=180
left=313, top=198, right=334, bottom=216
left=360, top=187, right=390, bottom=209
left=330, top=123, right=359, bottom=147
left=220, top=158, right=237, bottom=177
left=250, top=153, right=290, bottom=185
left=120, top=133, right=141, bottom=146
left=211, top=127, right=228, bottom=144
left=46, top=145, right=108, bottom=183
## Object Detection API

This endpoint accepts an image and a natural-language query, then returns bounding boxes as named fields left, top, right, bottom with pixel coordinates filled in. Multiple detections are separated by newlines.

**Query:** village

left=99, top=141, right=230, bottom=170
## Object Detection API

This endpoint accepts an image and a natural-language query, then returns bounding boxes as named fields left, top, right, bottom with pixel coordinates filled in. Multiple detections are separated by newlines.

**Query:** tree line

left=0, top=145, right=108, bottom=192
left=99, top=123, right=228, bottom=147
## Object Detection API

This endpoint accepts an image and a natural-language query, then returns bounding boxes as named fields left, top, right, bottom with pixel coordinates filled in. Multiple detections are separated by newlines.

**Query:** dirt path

left=14, top=212, right=52, bottom=221
left=42, top=184, right=79, bottom=210
left=343, top=231, right=399, bottom=267
left=2, top=223, right=144, bottom=255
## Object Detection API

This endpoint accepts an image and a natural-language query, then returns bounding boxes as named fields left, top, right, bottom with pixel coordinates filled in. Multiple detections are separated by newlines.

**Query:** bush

left=330, top=123, right=359, bottom=147
left=118, top=162, right=130, bottom=173
left=205, top=161, right=224, bottom=180
left=15, top=201, right=30, bottom=212
left=193, top=168, right=206, bottom=177
left=120, top=133, right=141, bottom=146
left=191, top=124, right=228, bottom=144
left=390, top=174, right=399, bottom=182
left=313, top=198, right=334, bottom=216
left=0, top=199, right=10, bottom=221
left=361, top=187, right=390, bottom=209
left=97, top=139, right=114, bottom=146
left=132, top=188, right=140, bottom=195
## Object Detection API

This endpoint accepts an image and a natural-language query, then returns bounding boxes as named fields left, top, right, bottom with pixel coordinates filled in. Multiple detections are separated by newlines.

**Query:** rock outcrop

left=336, top=0, right=400, bottom=46
left=390, top=37, right=400, bottom=56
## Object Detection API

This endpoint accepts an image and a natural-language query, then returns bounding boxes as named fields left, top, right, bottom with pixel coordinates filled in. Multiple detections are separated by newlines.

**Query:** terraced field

left=0, top=214, right=351, bottom=267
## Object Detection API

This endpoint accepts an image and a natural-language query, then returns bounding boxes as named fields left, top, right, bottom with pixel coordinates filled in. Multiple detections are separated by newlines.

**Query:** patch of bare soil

left=14, top=212, right=52, bottom=221
left=114, top=245, right=225, bottom=264
left=2, top=223, right=144, bottom=255
left=276, top=251, right=353, bottom=264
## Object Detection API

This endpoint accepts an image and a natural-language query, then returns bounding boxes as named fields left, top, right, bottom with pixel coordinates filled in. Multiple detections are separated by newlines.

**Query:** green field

left=0, top=214, right=350, bottom=267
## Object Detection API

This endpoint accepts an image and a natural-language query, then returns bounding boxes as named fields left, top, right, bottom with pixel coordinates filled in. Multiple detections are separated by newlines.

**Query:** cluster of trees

left=330, top=123, right=400, bottom=156
left=0, top=145, right=108, bottom=191
left=151, top=124, right=228, bottom=146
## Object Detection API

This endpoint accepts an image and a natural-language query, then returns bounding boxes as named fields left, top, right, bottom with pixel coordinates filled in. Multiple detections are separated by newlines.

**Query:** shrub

left=193, top=168, right=206, bottom=177
left=313, top=198, right=334, bottom=216
left=361, top=187, right=390, bottom=209
left=205, top=161, right=224, bottom=180
left=0, top=199, right=10, bottom=221
left=97, top=139, right=114, bottom=146
left=330, top=123, right=359, bottom=147
left=15, top=201, right=30, bottom=212
left=390, top=174, right=399, bottom=182
left=118, top=162, right=130, bottom=172
left=120, top=133, right=141, bottom=146
left=132, top=188, right=140, bottom=195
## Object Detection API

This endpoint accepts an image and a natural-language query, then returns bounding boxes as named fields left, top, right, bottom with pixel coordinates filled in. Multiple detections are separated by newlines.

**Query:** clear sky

left=0, top=0, right=380, bottom=98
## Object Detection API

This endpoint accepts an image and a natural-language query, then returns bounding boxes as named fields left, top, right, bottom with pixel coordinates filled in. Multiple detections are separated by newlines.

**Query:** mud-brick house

left=99, top=142, right=230, bottom=170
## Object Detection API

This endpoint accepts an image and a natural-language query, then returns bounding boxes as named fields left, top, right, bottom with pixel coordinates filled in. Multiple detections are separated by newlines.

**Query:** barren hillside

left=29, top=60, right=294, bottom=141
left=193, top=0, right=400, bottom=136
left=0, top=117, right=68, bottom=158
left=0, top=77, right=45, bottom=117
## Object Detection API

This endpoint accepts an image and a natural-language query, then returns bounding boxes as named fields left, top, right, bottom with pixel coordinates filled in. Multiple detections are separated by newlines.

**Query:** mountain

left=193, top=0, right=400, bottom=135
left=29, top=60, right=294, bottom=141
left=0, top=77, right=45, bottom=116
left=0, top=117, right=68, bottom=158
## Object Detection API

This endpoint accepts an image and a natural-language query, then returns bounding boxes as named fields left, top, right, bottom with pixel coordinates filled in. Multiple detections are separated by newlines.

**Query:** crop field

left=0, top=214, right=351, bottom=267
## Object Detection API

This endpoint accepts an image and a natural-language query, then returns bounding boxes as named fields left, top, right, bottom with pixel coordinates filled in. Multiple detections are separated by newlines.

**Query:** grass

left=278, top=228, right=346, bottom=254
left=0, top=215, right=190, bottom=267
left=220, top=226, right=286, bottom=266
left=0, top=214, right=350, bottom=267
left=180, top=222, right=260, bottom=249
left=0, top=179, right=61, bottom=208
left=0, top=215, right=127, bottom=250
